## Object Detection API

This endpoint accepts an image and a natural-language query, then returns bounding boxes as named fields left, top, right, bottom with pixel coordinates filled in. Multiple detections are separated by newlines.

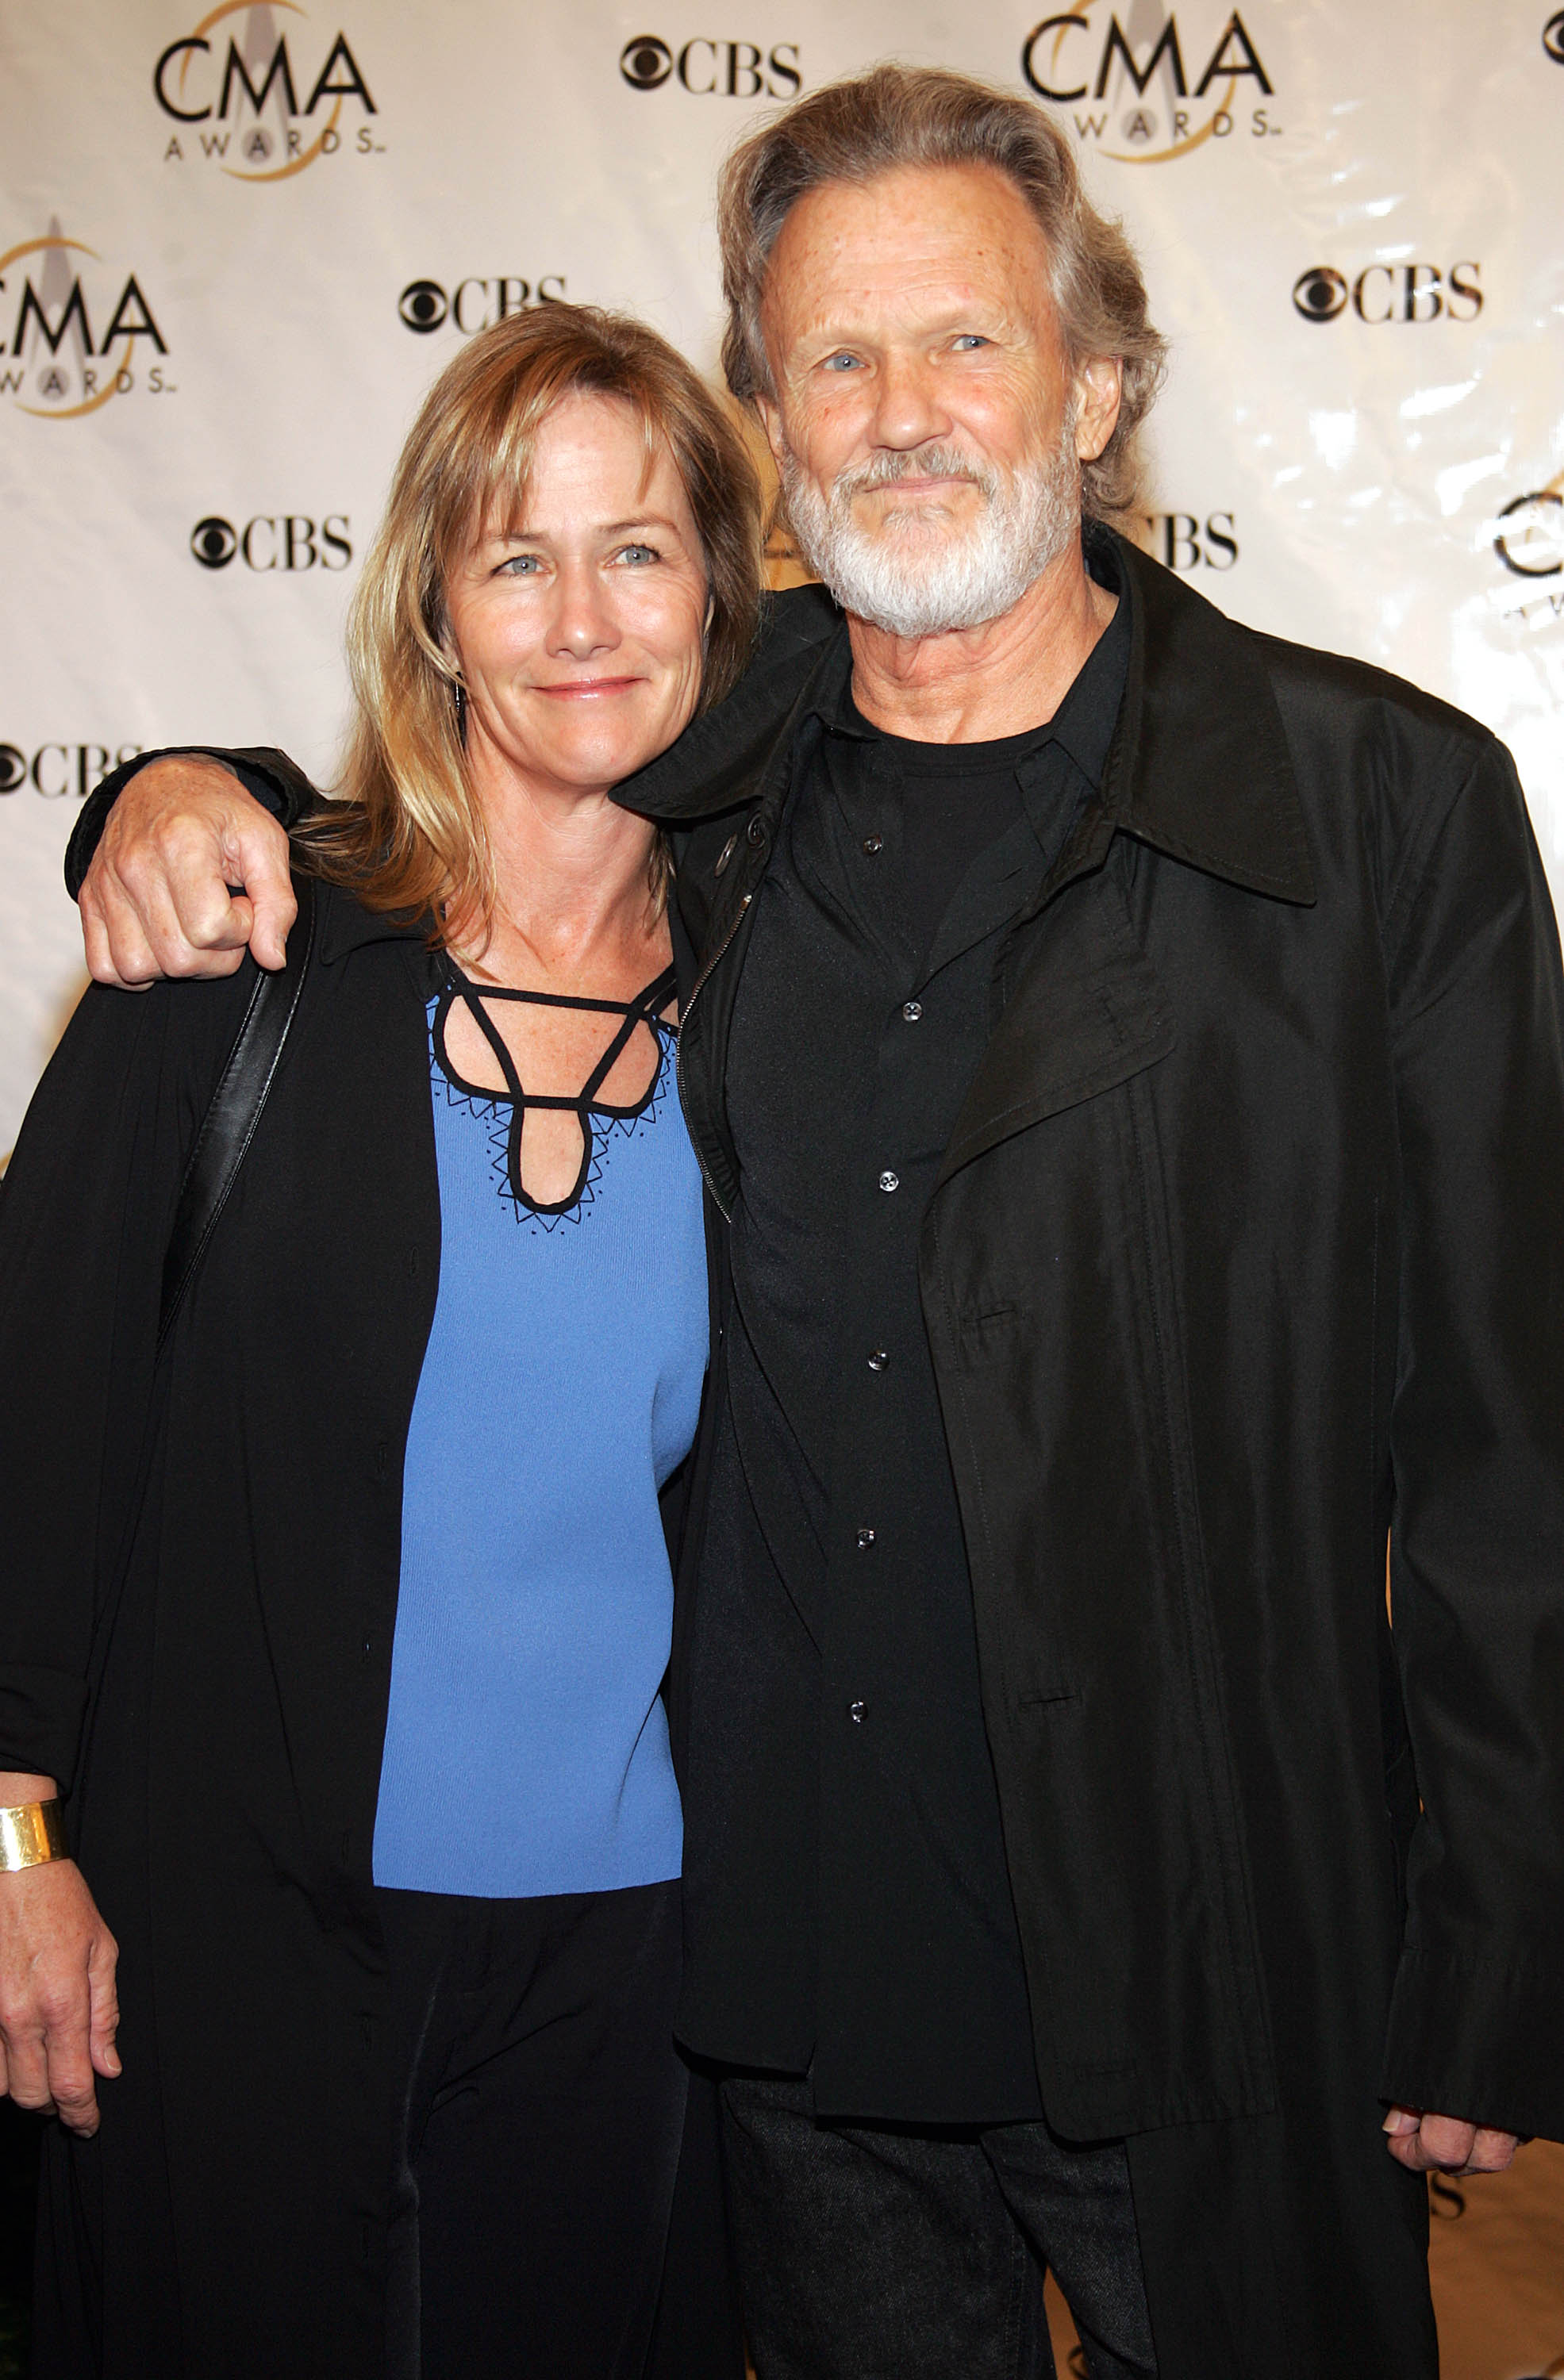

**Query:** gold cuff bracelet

left=0, top=1800, right=67, bottom=1872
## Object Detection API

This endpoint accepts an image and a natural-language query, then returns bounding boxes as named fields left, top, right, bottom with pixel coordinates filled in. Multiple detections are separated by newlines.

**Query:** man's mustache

left=829, top=446, right=997, bottom=507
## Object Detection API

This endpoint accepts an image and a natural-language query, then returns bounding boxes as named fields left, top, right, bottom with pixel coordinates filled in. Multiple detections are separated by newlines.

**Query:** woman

left=0, top=305, right=760, bottom=2378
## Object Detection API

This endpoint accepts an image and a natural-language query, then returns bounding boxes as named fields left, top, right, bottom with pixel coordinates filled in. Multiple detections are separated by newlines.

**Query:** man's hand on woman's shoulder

left=79, top=755, right=296, bottom=989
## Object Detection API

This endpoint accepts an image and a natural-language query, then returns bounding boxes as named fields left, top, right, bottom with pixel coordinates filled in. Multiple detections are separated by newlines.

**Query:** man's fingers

left=1412, top=2113, right=1478, bottom=2170
left=78, top=755, right=282, bottom=984
left=122, top=815, right=256, bottom=970
left=86, top=868, right=171, bottom=989
left=221, top=817, right=297, bottom=973
left=79, top=880, right=153, bottom=992
left=1382, top=2109, right=1521, bottom=2175
left=1464, top=2126, right=1520, bottom=2174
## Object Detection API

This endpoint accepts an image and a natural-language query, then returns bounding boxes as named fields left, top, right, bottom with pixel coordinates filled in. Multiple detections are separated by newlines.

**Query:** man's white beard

left=778, top=415, right=1082, bottom=639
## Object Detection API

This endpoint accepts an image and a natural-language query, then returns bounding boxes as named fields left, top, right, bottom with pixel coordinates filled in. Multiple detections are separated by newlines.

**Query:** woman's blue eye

left=821, top=352, right=862, bottom=373
left=619, top=543, right=659, bottom=565
left=498, top=553, right=542, bottom=576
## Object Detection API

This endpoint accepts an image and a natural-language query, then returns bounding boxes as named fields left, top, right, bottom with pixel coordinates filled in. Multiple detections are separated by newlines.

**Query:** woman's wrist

left=0, top=1775, right=66, bottom=1872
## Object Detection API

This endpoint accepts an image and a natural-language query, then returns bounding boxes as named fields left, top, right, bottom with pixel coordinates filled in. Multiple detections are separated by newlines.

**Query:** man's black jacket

left=63, top=531, right=1564, bottom=2376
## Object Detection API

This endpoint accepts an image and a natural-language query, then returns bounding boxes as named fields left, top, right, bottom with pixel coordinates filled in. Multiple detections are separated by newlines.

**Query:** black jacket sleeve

left=63, top=746, right=323, bottom=900
left=0, top=969, right=255, bottom=1787
left=1379, top=732, right=1564, bottom=2137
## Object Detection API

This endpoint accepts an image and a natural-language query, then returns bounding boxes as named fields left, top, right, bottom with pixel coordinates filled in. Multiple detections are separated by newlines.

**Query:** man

left=50, top=64, right=1564, bottom=2380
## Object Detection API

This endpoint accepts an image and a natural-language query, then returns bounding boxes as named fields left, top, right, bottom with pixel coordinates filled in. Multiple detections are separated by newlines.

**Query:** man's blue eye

left=952, top=335, right=989, bottom=351
left=822, top=353, right=862, bottom=373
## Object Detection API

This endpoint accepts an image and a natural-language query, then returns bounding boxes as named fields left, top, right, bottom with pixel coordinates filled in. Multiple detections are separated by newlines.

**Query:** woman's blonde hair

left=305, top=303, right=764, bottom=939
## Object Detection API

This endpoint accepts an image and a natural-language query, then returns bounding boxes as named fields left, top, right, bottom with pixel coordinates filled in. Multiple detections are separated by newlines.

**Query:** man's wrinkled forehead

left=756, top=161, right=1059, bottom=359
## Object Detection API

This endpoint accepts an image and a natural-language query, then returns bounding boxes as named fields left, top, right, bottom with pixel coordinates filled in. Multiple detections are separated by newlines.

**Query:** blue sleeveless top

left=371, top=964, right=707, bottom=1899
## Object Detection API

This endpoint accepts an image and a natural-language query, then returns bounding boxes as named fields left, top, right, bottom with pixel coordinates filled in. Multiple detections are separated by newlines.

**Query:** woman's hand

left=0, top=1779, right=120, bottom=2136
left=79, top=755, right=296, bottom=989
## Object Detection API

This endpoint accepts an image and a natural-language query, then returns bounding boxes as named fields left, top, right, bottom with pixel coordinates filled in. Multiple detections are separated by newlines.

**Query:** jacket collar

left=617, top=530, right=1316, bottom=907
left=1101, top=530, right=1315, bottom=904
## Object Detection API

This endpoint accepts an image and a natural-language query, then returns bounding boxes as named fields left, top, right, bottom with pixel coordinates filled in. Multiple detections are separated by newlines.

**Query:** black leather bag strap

left=157, top=873, right=317, bottom=1355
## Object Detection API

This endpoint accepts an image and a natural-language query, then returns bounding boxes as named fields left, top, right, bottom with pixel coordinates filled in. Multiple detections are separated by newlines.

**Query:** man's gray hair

left=717, top=63, right=1168, bottom=519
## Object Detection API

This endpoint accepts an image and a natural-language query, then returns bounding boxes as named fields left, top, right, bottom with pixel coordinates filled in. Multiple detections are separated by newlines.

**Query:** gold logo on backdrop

left=154, top=2, right=380, bottom=182
left=1022, top=3, right=1279, bottom=161
left=0, top=227, right=171, bottom=417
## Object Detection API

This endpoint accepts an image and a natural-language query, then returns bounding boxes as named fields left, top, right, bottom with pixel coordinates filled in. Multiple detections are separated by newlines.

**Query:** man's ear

left=1074, top=355, right=1124, bottom=465
left=755, top=393, right=787, bottom=470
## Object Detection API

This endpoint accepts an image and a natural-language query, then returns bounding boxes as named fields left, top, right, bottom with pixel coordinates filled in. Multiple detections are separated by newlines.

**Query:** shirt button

left=867, top=1348, right=889, bottom=1372
left=856, top=1526, right=876, bottom=1549
left=862, top=835, right=883, bottom=855
left=747, top=816, right=767, bottom=847
left=878, top=1170, right=899, bottom=1193
left=848, top=1701, right=865, bottom=1726
left=901, top=1000, right=923, bottom=1023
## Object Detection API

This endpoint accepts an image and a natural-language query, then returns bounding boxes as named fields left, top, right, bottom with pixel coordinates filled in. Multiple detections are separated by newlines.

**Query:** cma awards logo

left=190, top=514, right=352, bottom=570
left=0, top=227, right=171, bottom=417
left=618, top=34, right=801, bottom=94
left=155, top=2, right=382, bottom=181
left=0, top=743, right=143, bottom=800
left=1292, top=261, right=1482, bottom=324
left=1021, top=4, right=1279, bottom=160
left=398, top=277, right=568, bottom=336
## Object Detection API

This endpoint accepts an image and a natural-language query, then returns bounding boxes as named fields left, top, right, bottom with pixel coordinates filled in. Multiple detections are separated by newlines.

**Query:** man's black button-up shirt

left=688, top=553, right=1132, bottom=2123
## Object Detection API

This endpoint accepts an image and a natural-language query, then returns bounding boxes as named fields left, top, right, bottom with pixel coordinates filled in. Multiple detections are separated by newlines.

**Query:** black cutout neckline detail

left=431, top=961, right=678, bottom=1219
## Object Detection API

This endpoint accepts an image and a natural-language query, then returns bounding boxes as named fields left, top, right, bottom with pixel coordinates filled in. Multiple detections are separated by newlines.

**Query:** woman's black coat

left=0, top=890, right=740, bottom=2377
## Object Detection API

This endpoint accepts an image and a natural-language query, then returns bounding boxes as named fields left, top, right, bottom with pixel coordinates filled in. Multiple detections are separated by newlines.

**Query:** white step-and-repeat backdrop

left=2, top=1, right=1562, bottom=1150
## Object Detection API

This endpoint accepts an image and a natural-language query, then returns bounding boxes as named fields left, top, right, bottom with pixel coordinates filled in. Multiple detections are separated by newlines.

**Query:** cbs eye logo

left=1293, top=267, right=1347, bottom=322
left=190, top=515, right=352, bottom=570
left=191, top=515, right=237, bottom=566
left=1293, top=262, right=1481, bottom=324
left=399, top=279, right=446, bottom=331
left=1545, top=10, right=1564, bottom=62
left=0, top=742, right=141, bottom=797
left=618, top=33, right=801, bottom=94
left=621, top=34, right=673, bottom=86
left=397, top=277, right=567, bottom=335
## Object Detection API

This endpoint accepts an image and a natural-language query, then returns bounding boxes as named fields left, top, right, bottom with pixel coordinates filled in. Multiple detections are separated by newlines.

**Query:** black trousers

left=379, top=1879, right=686, bottom=2380
left=721, top=2075, right=1158, bottom=2380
